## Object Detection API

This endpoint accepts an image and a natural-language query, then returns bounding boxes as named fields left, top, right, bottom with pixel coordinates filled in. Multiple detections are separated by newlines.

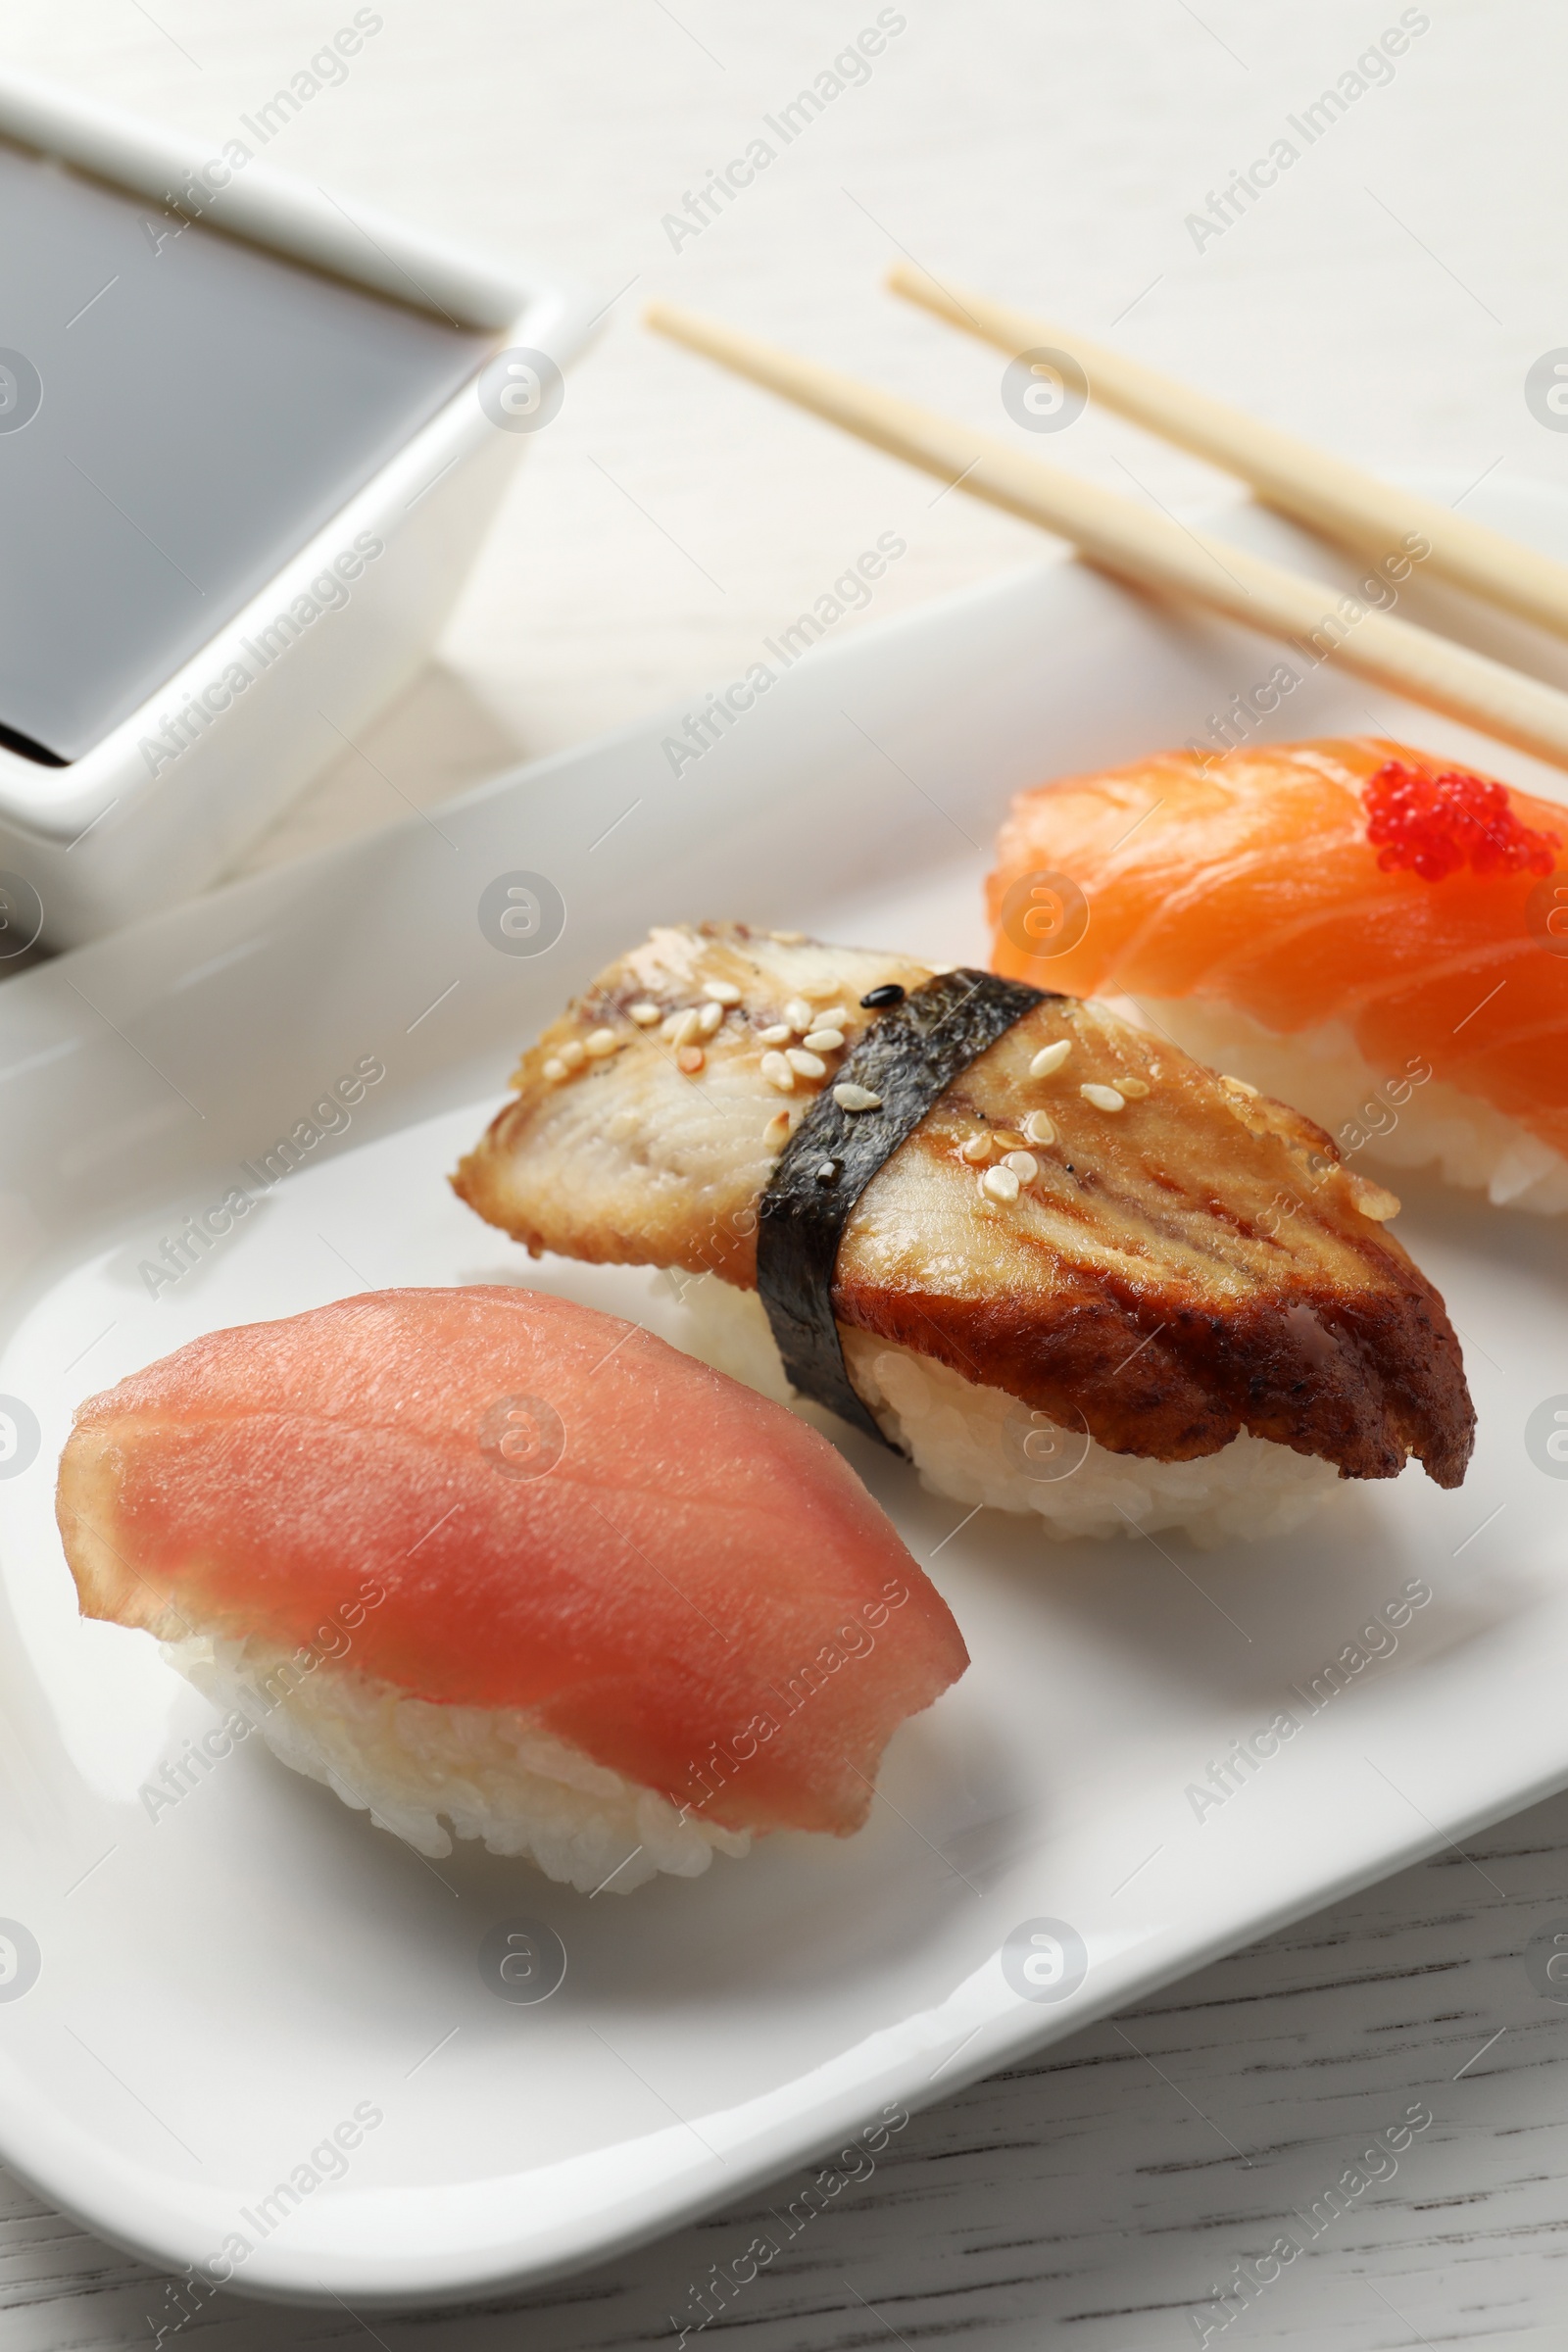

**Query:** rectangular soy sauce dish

left=0, top=66, right=599, bottom=947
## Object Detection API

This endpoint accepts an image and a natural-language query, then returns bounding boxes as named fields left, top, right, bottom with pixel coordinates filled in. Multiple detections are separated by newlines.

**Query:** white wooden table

left=6, top=3, right=1568, bottom=2341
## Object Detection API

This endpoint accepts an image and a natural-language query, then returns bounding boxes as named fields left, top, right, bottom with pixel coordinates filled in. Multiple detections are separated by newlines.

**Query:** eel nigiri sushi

left=989, top=737, right=1568, bottom=1213
left=452, top=923, right=1475, bottom=1547
left=55, top=1287, right=967, bottom=1892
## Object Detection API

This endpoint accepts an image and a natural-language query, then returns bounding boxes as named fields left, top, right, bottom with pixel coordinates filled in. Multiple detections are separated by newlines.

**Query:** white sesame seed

left=959, top=1132, right=993, bottom=1163
left=758, top=1022, right=791, bottom=1045
left=628, top=1001, right=662, bottom=1026
left=542, top=1056, right=566, bottom=1082
left=761, top=1051, right=796, bottom=1092
left=1117, top=1076, right=1151, bottom=1099
left=667, top=1007, right=703, bottom=1049
left=771, top=929, right=807, bottom=945
left=677, top=1045, right=705, bottom=1074
left=1029, top=1040, right=1072, bottom=1079
left=803, top=1028, right=845, bottom=1052
left=1220, top=1073, right=1258, bottom=1097
left=697, top=1000, right=724, bottom=1036
left=584, top=1027, right=620, bottom=1057
left=929, top=961, right=957, bottom=976
left=764, top=1109, right=792, bottom=1149
left=813, top=1004, right=849, bottom=1027
left=786, top=1048, right=826, bottom=1078
left=704, top=980, right=742, bottom=1004
left=1350, top=1176, right=1401, bottom=1221
left=783, top=998, right=813, bottom=1032
left=804, top=979, right=842, bottom=1003
left=1023, top=1110, right=1056, bottom=1147
left=1080, top=1082, right=1124, bottom=1112
left=1002, top=1151, right=1039, bottom=1182
left=559, top=1039, right=586, bottom=1071
left=981, top=1163, right=1021, bottom=1203
left=833, top=1083, right=882, bottom=1111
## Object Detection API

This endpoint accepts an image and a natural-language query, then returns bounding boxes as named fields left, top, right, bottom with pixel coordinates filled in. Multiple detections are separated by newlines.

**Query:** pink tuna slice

left=56, top=1286, right=968, bottom=1838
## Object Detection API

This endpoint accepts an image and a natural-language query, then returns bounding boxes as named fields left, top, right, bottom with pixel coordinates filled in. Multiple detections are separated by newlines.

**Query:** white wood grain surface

left=5, top=3, right=1568, bottom=2342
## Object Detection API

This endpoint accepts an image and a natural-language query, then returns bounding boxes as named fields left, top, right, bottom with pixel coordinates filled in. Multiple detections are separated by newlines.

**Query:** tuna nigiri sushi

left=55, top=1288, right=967, bottom=1892
left=989, top=737, right=1568, bottom=1213
left=452, top=923, right=1474, bottom=1546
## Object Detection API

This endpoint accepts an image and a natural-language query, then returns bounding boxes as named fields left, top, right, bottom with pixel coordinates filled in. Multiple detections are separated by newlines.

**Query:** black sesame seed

left=860, top=983, right=906, bottom=1009
left=814, top=1159, right=841, bottom=1185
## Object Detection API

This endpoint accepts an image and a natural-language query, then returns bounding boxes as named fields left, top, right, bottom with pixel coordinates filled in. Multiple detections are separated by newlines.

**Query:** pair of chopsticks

left=644, top=272, right=1568, bottom=779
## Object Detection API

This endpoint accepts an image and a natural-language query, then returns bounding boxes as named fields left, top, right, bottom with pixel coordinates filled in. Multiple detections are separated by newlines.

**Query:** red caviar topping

left=1362, top=760, right=1561, bottom=883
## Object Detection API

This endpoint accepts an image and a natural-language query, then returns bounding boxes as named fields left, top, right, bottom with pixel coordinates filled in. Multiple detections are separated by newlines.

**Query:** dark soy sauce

left=0, top=139, right=494, bottom=761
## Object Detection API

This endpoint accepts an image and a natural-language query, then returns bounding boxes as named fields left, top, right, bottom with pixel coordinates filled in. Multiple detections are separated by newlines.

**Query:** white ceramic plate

left=1, top=478, right=1565, bottom=2310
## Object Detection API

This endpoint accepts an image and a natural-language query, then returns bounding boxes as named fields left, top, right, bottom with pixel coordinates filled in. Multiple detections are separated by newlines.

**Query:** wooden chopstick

left=644, top=295, right=1568, bottom=778
left=887, top=261, right=1568, bottom=646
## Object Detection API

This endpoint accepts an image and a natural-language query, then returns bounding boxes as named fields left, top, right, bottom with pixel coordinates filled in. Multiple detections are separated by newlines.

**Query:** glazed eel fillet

left=453, top=924, right=1473, bottom=1544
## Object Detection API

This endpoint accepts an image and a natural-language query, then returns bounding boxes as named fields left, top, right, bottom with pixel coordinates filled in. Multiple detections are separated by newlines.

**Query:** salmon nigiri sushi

left=55, top=1288, right=967, bottom=1892
left=989, top=737, right=1567, bottom=1212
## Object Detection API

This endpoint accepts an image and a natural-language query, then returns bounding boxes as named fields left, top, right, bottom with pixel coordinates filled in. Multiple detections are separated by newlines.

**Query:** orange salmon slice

left=989, top=737, right=1568, bottom=1157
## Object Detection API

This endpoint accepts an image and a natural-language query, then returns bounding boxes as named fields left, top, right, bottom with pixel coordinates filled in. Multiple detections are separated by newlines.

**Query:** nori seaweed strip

left=756, top=968, right=1051, bottom=1445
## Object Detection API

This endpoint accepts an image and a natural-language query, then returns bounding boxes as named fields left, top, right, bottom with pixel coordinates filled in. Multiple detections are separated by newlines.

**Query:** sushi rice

left=1140, top=997, right=1568, bottom=1216
left=675, top=1279, right=1344, bottom=1548
left=170, top=1633, right=748, bottom=1893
